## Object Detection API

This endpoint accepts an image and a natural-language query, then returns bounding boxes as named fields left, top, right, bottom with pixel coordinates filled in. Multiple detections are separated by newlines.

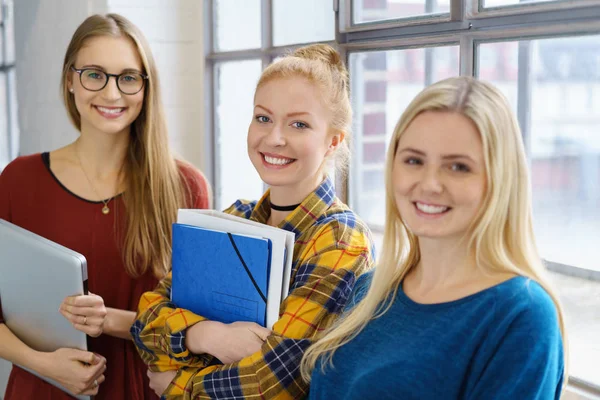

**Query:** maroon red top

left=0, top=153, right=210, bottom=400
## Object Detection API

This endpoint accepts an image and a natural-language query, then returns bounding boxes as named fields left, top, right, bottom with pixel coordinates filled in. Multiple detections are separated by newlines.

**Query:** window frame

left=0, top=0, right=17, bottom=170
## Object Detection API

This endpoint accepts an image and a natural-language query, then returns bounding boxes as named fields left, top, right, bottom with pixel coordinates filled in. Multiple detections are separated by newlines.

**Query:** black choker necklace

left=270, top=202, right=301, bottom=212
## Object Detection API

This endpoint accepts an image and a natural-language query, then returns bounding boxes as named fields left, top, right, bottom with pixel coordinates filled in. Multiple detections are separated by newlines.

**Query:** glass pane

left=353, top=0, right=451, bottom=24
left=215, top=60, right=264, bottom=211
left=0, top=0, right=15, bottom=64
left=273, top=0, right=335, bottom=46
left=8, top=68, right=17, bottom=160
left=478, top=34, right=600, bottom=385
left=214, top=0, right=261, bottom=52
left=484, top=0, right=562, bottom=7
left=349, top=46, right=460, bottom=228
left=0, top=72, right=8, bottom=169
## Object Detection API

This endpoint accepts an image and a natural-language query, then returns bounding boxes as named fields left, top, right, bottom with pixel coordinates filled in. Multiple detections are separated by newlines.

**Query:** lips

left=94, top=105, right=127, bottom=119
left=414, top=201, right=450, bottom=214
left=261, top=152, right=296, bottom=167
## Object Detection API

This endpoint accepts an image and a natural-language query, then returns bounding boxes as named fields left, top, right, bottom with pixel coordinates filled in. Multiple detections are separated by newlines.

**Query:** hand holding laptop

left=37, top=348, right=106, bottom=396
left=59, top=291, right=108, bottom=338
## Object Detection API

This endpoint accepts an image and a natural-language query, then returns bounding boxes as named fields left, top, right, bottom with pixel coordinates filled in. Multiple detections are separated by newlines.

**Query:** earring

left=69, top=88, right=74, bottom=93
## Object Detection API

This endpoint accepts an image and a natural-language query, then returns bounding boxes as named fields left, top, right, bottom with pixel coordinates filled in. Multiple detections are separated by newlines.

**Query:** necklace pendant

left=102, top=205, right=110, bottom=215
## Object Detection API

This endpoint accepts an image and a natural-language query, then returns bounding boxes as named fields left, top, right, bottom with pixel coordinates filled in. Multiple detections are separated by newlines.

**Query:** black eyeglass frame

left=70, top=66, right=149, bottom=95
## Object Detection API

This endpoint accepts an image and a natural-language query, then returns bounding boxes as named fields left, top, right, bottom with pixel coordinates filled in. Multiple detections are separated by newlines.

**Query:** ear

left=326, top=130, right=346, bottom=156
left=66, top=70, right=75, bottom=93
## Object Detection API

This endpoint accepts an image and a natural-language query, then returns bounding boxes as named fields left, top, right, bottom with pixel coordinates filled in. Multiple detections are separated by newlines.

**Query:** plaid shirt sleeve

left=131, top=273, right=215, bottom=371
left=159, top=219, right=374, bottom=399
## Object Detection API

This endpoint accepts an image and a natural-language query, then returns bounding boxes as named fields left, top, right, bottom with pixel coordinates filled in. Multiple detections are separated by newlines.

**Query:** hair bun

left=292, top=44, right=348, bottom=88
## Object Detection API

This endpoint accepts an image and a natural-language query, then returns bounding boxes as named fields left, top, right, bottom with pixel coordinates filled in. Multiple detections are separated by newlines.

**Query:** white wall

left=2, top=0, right=206, bottom=397
left=106, top=0, right=206, bottom=169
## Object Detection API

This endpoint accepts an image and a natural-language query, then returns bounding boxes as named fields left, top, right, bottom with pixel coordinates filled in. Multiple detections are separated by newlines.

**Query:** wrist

left=185, top=320, right=223, bottom=355
left=32, top=350, right=55, bottom=379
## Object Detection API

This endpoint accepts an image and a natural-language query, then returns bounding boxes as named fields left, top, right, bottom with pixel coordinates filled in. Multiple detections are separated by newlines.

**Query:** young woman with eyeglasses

left=0, top=13, right=211, bottom=400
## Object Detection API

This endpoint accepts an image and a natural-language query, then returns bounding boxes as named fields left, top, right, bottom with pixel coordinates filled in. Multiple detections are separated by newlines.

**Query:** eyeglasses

left=71, top=66, right=148, bottom=95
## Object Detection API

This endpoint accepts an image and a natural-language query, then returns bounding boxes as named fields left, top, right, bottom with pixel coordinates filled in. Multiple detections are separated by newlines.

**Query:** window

left=483, top=0, right=565, bottom=8
left=0, top=0, right=18, bottom=170
left=214, top=0, right=261, bottom=51
left=478, top=35, right=600, bottom=385
left=353, top=0, right=451, bottom=24
left=273, top=0, right=335, bottom=46
left=214, top=60, right=264, bottom=210
left=349, top=46, right=460, bottom=228
left=206, top=0, right=600, bottom=392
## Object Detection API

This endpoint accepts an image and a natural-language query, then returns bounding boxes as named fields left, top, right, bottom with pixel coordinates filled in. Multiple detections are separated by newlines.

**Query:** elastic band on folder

left=227, top=233, right=268, bottom=304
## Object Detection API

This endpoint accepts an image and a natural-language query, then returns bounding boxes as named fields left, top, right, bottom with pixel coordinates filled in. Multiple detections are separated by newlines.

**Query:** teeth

left=264, top=155, right=293, bottom=165
left=416, top=202, right=448, bottom=214
left=97, top=106, right=124, bottom=114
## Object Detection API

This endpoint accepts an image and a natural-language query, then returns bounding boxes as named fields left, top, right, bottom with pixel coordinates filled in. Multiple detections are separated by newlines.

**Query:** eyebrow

left=398, top=147, right=477, bottom=162
left=80, top=64, right=144, bottom=74
left=254, top=105, right=312, bottom=118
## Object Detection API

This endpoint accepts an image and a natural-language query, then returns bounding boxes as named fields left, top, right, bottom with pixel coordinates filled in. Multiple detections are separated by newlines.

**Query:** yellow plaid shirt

left=131, top=178, right=375, bottom=399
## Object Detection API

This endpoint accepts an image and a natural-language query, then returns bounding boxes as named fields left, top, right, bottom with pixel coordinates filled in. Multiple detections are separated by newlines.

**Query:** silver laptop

left=0, top=219, right=90, bottom=400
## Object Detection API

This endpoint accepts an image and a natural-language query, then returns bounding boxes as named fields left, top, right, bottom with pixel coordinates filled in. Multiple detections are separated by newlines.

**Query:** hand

left=187, top=321, right=271, bottom=364
left=41, top=348, right=106, bottom=396
left=147, top=370, right=177, bottom=397
left=59, top=292, right=107, bottom=337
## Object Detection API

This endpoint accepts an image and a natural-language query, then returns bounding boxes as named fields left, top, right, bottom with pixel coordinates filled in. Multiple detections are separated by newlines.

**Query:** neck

left=408, top=236, right=477, bottom=291
left=76, top=128, right=129, bottom=179
left=266, top=174, right=325, bottom=227
left=269, top=173, right=325, bottom=207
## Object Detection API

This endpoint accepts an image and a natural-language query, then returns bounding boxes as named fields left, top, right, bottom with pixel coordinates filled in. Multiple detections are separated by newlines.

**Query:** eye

left=255, top=115, right=271, bottom=123
left=85, top=70, right=104, bottom=80
left=450, top=163, right=471, bottom=173
left=404, top=157, right=423, bottom=166
left=291, top=121, right=309, bottom=129
left=121, top=74, right=139, bottom=82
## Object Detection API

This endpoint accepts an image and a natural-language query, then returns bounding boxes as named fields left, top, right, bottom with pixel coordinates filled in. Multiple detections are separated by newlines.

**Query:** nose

left=264, top=123, right=285, bottom=147
left=101, top=76, right=122, bottom=101
left=420, top=165, right=444, bottom=194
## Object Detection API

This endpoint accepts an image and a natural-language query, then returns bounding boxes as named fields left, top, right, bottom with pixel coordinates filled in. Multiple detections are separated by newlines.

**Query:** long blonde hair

left=301, top=76, right=568, bottom=383
left=256, top=44, right=352, bottom=175
left=60, top=14, right=199, bottom=279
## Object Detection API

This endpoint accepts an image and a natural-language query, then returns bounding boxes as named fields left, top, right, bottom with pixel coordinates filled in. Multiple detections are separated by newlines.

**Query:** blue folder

left=172, top=223, right=272, bottom=326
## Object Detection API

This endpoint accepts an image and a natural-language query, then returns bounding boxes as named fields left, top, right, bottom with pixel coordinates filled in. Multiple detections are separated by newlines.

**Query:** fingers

left=63, top=294, right=104, bottom=308
left=248, top=326, right=271, bottom=342
left=68, top=349, right=106, bottom=366
left=60, top=304, right=99, bottom=318
left=81, top=370, right=106, bottom=396
left=89, top=353, right=106, bottom=366
left=60, top=302, right=106, bottom=337
left=72, top=322, right=103, bottom=337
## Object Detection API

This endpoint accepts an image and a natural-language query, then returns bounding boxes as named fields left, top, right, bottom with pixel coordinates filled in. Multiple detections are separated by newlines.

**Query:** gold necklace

left=76, top=143, right=117, bottom=215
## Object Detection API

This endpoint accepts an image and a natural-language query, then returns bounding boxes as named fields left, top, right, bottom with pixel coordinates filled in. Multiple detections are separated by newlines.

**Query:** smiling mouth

left=414, top=202, right=451, bottom=215
left=261, top=153, right=296, bottom=166
left=94, top=106, right=127, bottom=115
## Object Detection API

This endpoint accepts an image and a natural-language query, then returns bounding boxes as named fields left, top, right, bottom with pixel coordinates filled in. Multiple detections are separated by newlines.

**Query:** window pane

left=478, top=35, right=600, bottom=385
left=273, top=0, right=335, bottom=46
left=215, top=60, right=264, bottom=211
left=0, top=31, right=4, bottom=65
left=0, top=72, right=8, bottom=169
left=8, top=68, right=17, bottom=160
left=483, top=0, right=563, bottom=7
left=214, top=0, right=261, bottom=51
left=353, top=0, right=451, bottom=24
left=349, top=46, right=460, bottom=228
left=5, top=0, right=14, bottom=64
